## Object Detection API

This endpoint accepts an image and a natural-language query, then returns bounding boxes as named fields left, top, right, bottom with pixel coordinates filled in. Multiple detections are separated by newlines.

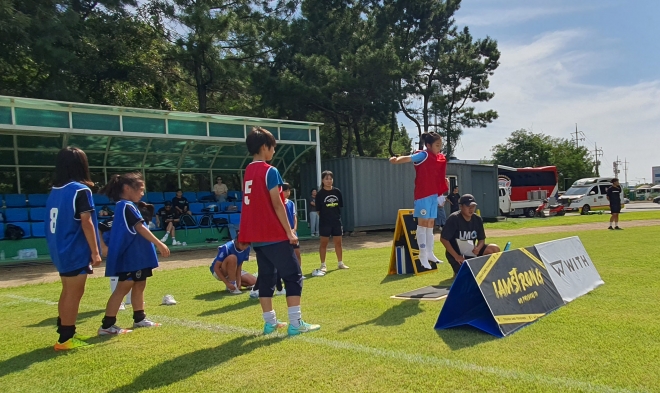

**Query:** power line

left=572, top=123, right=585, bottom=148
left=593, top=143, right=603, bottom=177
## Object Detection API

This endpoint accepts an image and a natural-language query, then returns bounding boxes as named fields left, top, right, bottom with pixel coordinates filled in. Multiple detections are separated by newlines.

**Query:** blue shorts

left=414, top=195, right=438, bottom=219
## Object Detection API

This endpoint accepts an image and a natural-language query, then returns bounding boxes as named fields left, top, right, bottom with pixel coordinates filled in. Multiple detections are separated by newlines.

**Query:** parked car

left=623, top=197, right=630, bottom=204
left=654, top=195, right=660, bottom=204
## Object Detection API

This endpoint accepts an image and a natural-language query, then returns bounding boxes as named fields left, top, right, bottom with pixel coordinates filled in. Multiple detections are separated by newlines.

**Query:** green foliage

left=492, top=129, right=595, bottom=189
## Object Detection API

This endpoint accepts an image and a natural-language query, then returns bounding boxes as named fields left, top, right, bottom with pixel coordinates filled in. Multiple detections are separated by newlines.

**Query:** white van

left=557, top=177, right=623, bottom=214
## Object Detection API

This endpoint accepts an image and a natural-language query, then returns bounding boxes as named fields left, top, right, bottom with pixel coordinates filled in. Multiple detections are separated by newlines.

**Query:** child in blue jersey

left=46, top=147, right=102, bottom=351
left=98, top=172, right=170, bottom=335
left=282, top=183, right=302, bottom=266
left=210, top=240, right=256, bottom=294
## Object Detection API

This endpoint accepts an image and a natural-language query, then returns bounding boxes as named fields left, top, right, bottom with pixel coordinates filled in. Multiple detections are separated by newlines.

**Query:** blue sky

left=399, top=0, right=660, bottom=185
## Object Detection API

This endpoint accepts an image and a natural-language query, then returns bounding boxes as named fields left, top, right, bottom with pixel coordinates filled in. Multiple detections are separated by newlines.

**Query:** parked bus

left=498, top=166, right=559, bottom=218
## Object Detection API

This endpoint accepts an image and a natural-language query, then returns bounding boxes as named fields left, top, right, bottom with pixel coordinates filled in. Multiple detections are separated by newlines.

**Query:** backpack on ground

left=179, top=214, right=197, bottom=228
left=5, top=224, right=25, bottom=240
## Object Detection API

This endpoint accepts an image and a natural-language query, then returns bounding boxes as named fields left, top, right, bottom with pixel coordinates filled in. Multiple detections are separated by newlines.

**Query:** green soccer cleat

left=263, top=320, right=287, bottom=335
left=54, top=337, right=92, bottom=351
left=287, top=320, right=321, bottom=336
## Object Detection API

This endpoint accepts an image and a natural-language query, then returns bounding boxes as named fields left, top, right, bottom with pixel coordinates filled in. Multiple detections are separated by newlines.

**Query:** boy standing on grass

left=239, top=127, right=320, bottom=336
left=282, top=183, right=302, bottom=267
left=316, top=171, right=348, bottom=272
left=607, top=178, right=623, bottom=230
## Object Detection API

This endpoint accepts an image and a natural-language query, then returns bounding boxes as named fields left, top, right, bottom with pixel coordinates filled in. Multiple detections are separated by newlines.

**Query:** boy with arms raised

left=239, top=127, right=320, bottom=336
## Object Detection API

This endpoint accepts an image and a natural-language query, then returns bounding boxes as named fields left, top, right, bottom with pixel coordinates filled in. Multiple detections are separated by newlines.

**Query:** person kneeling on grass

left=211, top=240, right=256, bottom=294
left=440, top=194, right=500, bottom=279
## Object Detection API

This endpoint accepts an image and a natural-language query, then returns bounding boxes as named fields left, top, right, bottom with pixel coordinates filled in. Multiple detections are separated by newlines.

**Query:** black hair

left=321, top=170, right=333, bottom=180
left=311, top=188, right=317, bottom=193
left=100, top=172, right=144, bottom=202
left=53, top=147, right=93, bottom=188
left=176, top=188, right=182, bottom=192
left=421, top=132, right=442, bottom=147
left=282, top=183, right=291, bottom=191
left=246, top=126, right=277, bottom=155
left=137, top=202, right=154, bottom=222
left=612, top=178, right=619, bottom=183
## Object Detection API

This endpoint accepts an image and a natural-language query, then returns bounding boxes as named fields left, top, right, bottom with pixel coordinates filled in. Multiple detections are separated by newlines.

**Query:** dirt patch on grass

left=2, top=219, right=658, bottom=289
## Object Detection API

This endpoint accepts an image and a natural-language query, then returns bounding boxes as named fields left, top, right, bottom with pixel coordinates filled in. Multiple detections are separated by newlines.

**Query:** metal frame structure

left=0, top=95, right=323, bottom=193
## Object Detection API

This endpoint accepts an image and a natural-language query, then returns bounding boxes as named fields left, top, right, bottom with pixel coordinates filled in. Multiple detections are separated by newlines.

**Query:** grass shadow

left=0, top=347, right=60, bottom=378
left=435, top=326, right=497, bottom=350
left=340, top=300, right=423, bottom=332
left=25, top=309, right=105, bottom=328
left=108, top=335, right=284, bottom=393
left=198, top=298, right=257, bottom=316
left=379, top=274, right=411, bottom=284
left=437, top=277, right=455, bottom=287
left=194, top=291, right=228, bottom=302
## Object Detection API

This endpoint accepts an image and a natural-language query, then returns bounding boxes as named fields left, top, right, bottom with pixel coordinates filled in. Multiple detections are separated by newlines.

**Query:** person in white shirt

left=213, top=176, right=228, bottom=202
left=436, top=193, right=448, bottom=231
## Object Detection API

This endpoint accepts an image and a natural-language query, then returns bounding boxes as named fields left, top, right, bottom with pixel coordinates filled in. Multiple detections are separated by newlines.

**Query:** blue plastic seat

left=183, top=192, right=198, bottom=203
left=219, top=202, right=232, bottom=212
left=5, top=208, right=29, bottom=222
left=229, top=213, right=240, bottom=225
left=28, top=194, right=48, bottom=207
left=233, top=201, right=242, bottom=212
left=13, top=222, right=32, bottom=238
left=93, top=194, right=111, bottom=206
left=189, top=203, right=205, bottom=215
left=147, top=192, right=165, bottom=204
left=196, top=191, right=214, bottom=202
left=227, top=191, right=242, bottom=201
left=30, top=207, right=47, bottom=222
left=0, top=223, right=4, bottom=240
left=164, top=192, right=177, bottom=201
left=31, top=222, right=46, bottom=238
left=5, top=194, right=27, bottom=207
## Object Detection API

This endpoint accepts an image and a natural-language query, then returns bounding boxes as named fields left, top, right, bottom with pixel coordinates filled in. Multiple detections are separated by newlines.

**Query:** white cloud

left=452, top=28, right=660, bottom=184
left=455, top=5, right=599, bottom=27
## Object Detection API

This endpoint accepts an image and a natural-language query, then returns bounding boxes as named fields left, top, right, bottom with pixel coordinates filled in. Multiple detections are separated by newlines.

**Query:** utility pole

left=623, top=158, right=629, bottom=186
left=613, top=156, right=622, bottom=178
left=572, top=123, right=585, bottom=147
left=593, top=143, right=603, bottom=176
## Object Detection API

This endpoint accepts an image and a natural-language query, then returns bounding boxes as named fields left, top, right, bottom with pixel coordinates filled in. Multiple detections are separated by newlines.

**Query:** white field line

left=4, top=294, right=646, bottom=393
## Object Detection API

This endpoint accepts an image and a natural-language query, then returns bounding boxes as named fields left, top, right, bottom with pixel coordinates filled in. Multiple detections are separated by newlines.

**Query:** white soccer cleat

left=133, top=319, right=161, bottom=328
left=311, top=269, right=326, bottom=277
left=228, top=288, right=242, bottom=295
left=162, top=294, right=177, bottom=305
left=249, top=289, right=259, bottom=298
left=337, top=262, right=349, bottom=269
left=98, top=325, right=132, bottom=335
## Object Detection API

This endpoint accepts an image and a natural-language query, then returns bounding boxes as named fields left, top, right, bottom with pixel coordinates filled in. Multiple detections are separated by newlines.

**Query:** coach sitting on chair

left=440, top=194, right=500, bottom=278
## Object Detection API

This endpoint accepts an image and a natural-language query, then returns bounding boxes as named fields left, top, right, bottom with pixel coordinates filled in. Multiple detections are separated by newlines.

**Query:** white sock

left=426, top=229, right=441, bottom=262
left=110, top=277, right=118, bottom=294
left=416, top=226, right=431, bottom=268
left=288, top=305, right=301, bottom=328
left=263, top=310, right=277, bottom=325
left=172, top=237, right=176, bottom=243
left=338, top=260, right=343, bottom=266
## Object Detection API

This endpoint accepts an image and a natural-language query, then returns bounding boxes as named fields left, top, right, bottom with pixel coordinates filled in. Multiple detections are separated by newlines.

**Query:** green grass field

left=484, top=210, right=660, bottom=230
left=1, top=225, right=659, bottom=392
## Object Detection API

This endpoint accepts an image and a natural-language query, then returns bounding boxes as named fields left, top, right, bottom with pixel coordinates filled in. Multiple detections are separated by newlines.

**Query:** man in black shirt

left=447, top=186, right=460, bottom=213
left=606, top=178, right=623, bottom=230
left=315, top=170, right=348, bottom=272
left=157, top=201, right=181, bottom=245
left=440, top=194, right=501, bottom=277
left=172, top=189, right=192, bottom=216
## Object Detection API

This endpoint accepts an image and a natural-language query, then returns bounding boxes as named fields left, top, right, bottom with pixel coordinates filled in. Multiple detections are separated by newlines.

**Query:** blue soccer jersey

left=45, top=182, right=99, bottom=273
left=285, top=199, right=296, bottom=234
left=105, top=200, right=158, bottom=277
left=209, top=240, right=251, bottom=274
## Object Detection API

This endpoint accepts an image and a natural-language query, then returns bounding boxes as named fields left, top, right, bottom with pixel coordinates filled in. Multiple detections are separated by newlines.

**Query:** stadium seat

left=147, top=192, right=165, bottom=204
left=164, top=192, right=177, bottom=202
left=229, top=213, right=240, bottom=225
left=30, top=207, right=47, bottom=222
left=31, top=222, right=45, bottom=238
left=219, top=202, right=232, bottom=212
left=93, top=194, right=111, bottom=206
left=5, top=208, right=29, bottom=222
left=152, top=204, right=164, bottom=212
left=233, top=201, right=242, bottom=212
left=28, top=194, right=48, bottom=207
left=227, top=191, right=242, bottom=201
left=13, top=222, right=32, bottom=238
left=5, top=194, right=27, bottom=208
left=183, top=191, right=198, bottom=203
left=189, top=203, right=205, bottom=215
left=196, top=191, right=214, bottom=202
left=0, top=223, right=4, bottom=240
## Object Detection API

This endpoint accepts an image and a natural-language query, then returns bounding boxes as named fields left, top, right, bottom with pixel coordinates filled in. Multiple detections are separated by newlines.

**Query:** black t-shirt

left=447, top=193, right=460, bottom=211
left=606, top=185, right=622, bottom=205
left=441, top=211, right=486, bottom=256
left=157, top=207, right=178, bottom=222
left=74, top=191, right=94, bottom=219
left=125, top=205, right=143, bottom=228
left=172, top=196, right=189, bottom=211
left=316, top=187, right=343, bottom=226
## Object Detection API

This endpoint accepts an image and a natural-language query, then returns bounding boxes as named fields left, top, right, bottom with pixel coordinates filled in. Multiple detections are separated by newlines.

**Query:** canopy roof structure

left=0, top=95, right=322, bottom=193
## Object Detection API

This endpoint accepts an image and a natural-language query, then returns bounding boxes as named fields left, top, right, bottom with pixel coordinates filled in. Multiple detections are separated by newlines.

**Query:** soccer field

left=1, top=227, right=659, bottom=393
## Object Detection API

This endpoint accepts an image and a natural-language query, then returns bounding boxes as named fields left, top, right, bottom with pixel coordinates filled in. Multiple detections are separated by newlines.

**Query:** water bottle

left=0, top=250, right=5, bottom=261
left=503, top=242, right=511, bottom=251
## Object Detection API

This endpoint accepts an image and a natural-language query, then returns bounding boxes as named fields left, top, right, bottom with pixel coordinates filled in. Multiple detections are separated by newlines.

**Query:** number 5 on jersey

left=49, top=208, right=59, bottom=234
left=244, top=180, right=252, bottom=205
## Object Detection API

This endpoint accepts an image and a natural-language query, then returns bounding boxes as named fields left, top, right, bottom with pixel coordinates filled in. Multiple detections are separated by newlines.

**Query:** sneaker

left=133, top=319, right=161, bottom=328
left=181, top=242, right=187, bottom=246
left=160, top=235, right=169, bottom=242
left=228, top=288, right=242, bottom=295
left=319, top=263, right=327, bottom=272
left=73, top=333, right=92, bottom=341
left=54, top=337, right=92, bottom=351
left=263, top=320, right=287, bottom=335
left=162, top=294, right=177, bottom=305
left=615, top=226, right=623, bottom=230
left=429, top=254, right=444, bottom=264
left=172, top=240, right=182, bottom=246
left=275, top=289, right=286, bottom=296
left=119, top=302, right=126, bottom=311
left=98, top=325, right=132, bottom=335
left=311, top=269, right=326, bottom=277
left=608, top=226, right=614, bottom=230
left=337, top=262, right=349, bottom=269
left=287, top=320, right=321, bottom=336
left=249, top=289, right=259, bottom=298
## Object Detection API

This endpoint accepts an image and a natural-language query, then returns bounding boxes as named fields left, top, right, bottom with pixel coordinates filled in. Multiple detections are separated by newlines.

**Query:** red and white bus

left=498, top=166, right=559, bottom=217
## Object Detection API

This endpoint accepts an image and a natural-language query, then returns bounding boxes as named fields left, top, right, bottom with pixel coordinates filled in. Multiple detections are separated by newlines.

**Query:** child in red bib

left=390, top=132, right=448, bottom=269
left=239, top=127, right=320, bottom=336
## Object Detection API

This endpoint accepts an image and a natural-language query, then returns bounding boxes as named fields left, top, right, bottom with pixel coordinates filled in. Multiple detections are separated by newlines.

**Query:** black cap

left=459, top=194, right=477, bottom=206
left=164, top=201, right=172, bottom=206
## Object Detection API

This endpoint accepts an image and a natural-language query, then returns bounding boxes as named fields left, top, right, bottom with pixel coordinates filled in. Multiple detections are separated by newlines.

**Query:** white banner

left=535, top=236, right=604, bottom=303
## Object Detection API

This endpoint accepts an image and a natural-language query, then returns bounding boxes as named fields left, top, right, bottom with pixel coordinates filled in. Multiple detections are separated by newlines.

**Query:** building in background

left=653, top=166, right=660, bottom=185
